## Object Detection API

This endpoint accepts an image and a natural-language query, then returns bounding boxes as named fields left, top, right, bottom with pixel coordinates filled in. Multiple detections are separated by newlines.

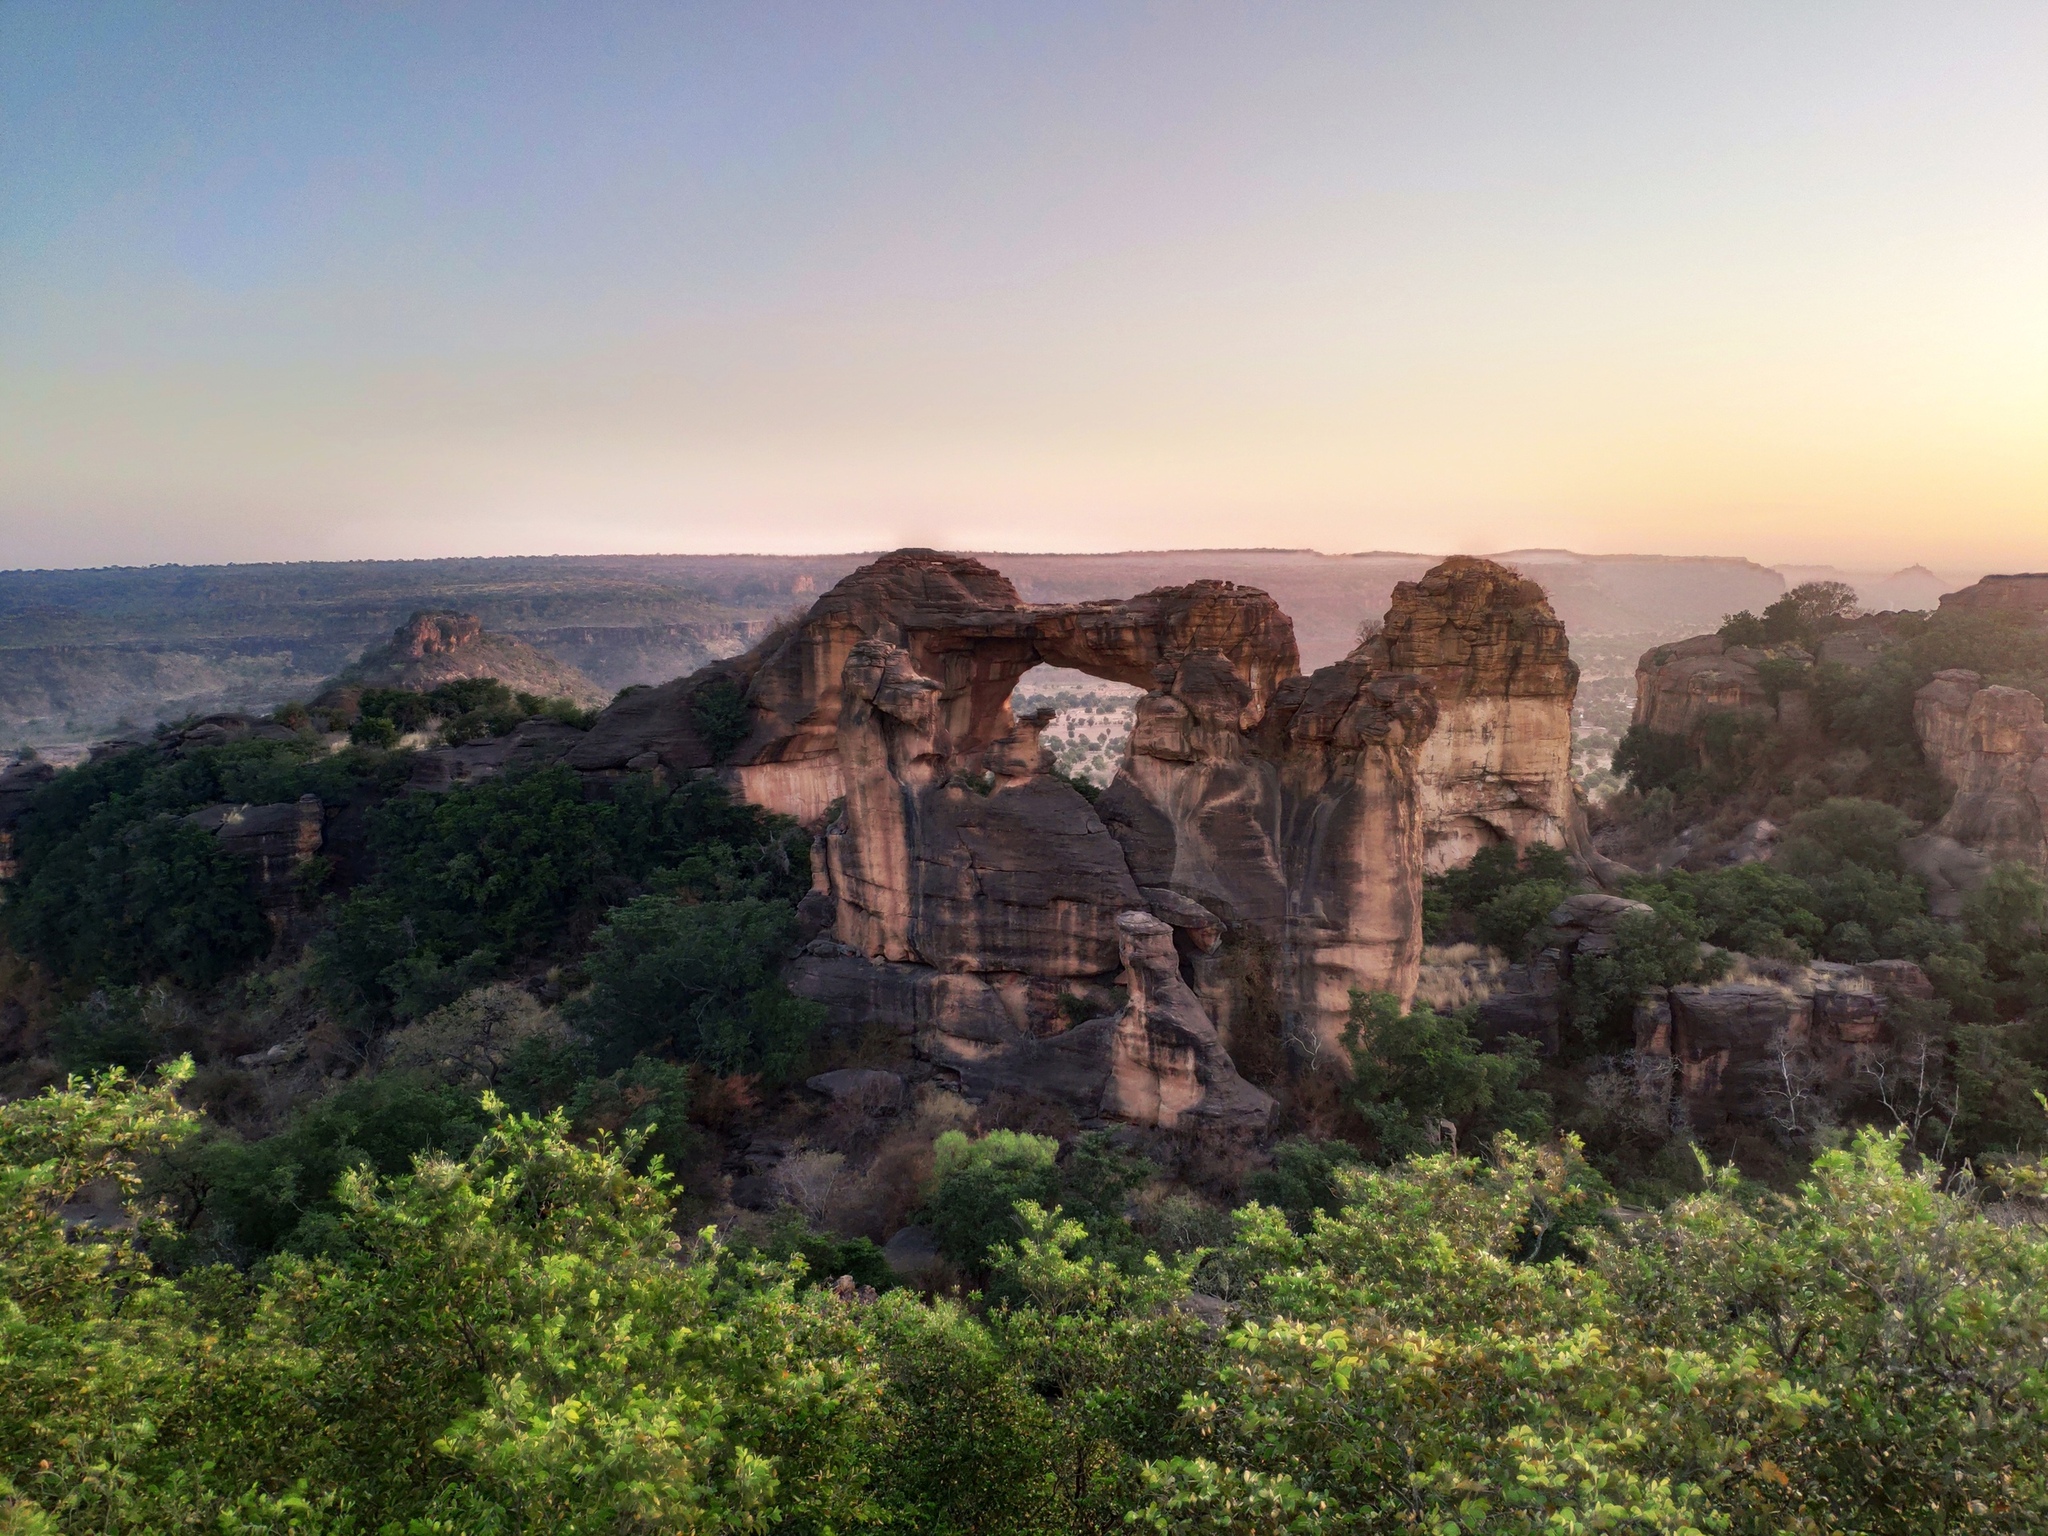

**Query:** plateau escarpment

left=569, top=549, right=1580, bottom=1130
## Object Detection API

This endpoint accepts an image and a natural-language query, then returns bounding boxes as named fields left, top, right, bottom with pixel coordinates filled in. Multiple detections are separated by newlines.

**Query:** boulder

left=882, top=1225, right=944, bottom=1278
left=1667, top=983, right=1809, bottom=1132
left=409, top=718, right=587, bottom=791
left=1474, top=953, right=1566, bottom=1055
left=184, top=794, right=324, bottom=919
left=1101, top=911, right=1274, bottom=1134
left=1140, top=887, right=1224, bottom=955
left=0, top=758, right=56, bottom=879
left=1632, top=635, right=1769, bottom=736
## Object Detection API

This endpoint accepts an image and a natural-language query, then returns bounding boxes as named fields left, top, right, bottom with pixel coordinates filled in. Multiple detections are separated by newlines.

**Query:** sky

left=2, top=2, right=2045, bottom=572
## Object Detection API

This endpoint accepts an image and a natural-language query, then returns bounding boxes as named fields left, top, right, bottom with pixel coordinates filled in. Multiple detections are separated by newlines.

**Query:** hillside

left=325, top=610, right=608, bottom=708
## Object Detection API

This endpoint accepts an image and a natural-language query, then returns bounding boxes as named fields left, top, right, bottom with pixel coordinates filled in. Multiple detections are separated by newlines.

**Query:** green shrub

left=1612, top=724, right=1694, bottom=795
left=1571, top=907, right=1726, bottom=1049
left=689, top=676, right=752, bottom=762
left=1343, top=991, right=1550, bottom=1159
left=314, top=769, right=808, bottom=1026
left=569, top=895, right=821, bottom=1080
left=1776, top=796, right=1917, bottom=876
left=566, top=1053, right=695, bottom=1172
left=192, top=1070, right=491, bottom=1256
left=1241, top=1135, right=1366, bottom=1229
left=921, top=1128, right=1061, bottom=1268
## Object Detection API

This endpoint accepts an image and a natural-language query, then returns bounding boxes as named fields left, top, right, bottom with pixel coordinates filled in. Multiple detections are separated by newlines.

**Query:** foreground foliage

left=4, top=1068, right=2044, bottom=1533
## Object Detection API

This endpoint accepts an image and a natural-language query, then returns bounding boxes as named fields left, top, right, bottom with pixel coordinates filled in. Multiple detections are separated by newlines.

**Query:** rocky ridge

left=325, top=610, right=607, bottom=708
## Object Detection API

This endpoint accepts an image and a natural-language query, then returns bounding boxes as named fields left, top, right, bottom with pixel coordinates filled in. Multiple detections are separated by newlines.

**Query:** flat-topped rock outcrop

left=327, top=610, right=607, bottom=708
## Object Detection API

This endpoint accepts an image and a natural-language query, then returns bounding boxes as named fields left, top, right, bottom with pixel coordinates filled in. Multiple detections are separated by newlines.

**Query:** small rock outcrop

left=1912, top=669, right=2048, bottom=881
left=328, top=611, right=607, bottom=708
left=1936, top=573, right=2048, bottom=624
left=1629, top=633, right=1824, bottom=740
left=184, top=795, right=325, bottom=924
left=0, top=758, right=57, bottom=880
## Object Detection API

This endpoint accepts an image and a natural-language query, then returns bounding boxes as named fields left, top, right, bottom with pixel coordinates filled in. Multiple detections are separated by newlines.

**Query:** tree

left=921, top=1128, right=1061, bottom=1269
left=1342, top=991, right=1549, bottom=1159
left=690, top=676, right=753, bottom=762
left=569, top=895, right=822, bottom=1079
left=1612, top=723, right=1694, bottom=795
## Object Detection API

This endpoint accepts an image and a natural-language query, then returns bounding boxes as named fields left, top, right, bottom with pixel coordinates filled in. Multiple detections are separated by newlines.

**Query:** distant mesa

left=326, top=610, right=607, bottom=706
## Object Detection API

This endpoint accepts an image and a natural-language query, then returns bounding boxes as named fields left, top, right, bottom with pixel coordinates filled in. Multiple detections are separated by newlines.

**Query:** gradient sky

left=3, top=2, right=2044, bottom=571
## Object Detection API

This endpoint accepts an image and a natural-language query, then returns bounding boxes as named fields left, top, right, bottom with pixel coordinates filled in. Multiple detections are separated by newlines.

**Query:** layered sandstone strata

left=578, top=548, right=1578, bottom=1127
left=1912, top=670, right=2048, bottom=881
left=1362, top=557, right=1579, bottom=873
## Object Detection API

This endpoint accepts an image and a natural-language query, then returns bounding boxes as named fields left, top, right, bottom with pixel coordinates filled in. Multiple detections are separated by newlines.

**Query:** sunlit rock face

left=579, top=548, right=1583, bottom=1127
left=1631, top=634, right=1772, bottom=737
left=1913, top=671, right=2048, bottom=879
left=1362, top=557, right=1580, bottom=875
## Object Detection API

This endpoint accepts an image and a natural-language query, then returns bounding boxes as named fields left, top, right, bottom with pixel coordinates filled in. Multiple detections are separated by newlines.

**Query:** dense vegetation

left=1614, top=594, right=2048, bottom=819
left=5, top=617, right=2048, bottom=1527
left=4, top=1066, right=2044, bottom=1532
left=333, top=677, right=598, bottom=746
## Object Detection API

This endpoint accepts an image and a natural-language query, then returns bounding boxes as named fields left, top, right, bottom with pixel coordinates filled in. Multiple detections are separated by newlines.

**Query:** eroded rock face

left=184, top=794, right=325, bottom=925
left=1913, top=671, right=2048, bottom=879
left=1633, top=634, right=1767, bottom=736
left=595, top=548, right=1586, bottom=1127
left=1362, top=558, right=1579, bottom=872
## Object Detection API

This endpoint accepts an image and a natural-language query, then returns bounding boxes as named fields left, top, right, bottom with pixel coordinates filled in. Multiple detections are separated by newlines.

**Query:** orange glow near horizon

left=3, top=5, right=2044, bottom=572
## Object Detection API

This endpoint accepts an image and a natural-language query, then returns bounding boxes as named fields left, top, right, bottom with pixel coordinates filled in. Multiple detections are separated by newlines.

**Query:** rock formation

left=567, top=548, right=1586, bottom=1130
left=1937, top=573, right=2048, bottom=625
left=1361, top=557, right=1579, bottom=873
left=0, top=758, right=57, bottom=881
left=326, top=611, right=607, bottom=709
left=1632, top=634, right=1779, bottom=737
left=185, top=794, right=326, bottom=926
left=1911, top=670, right=2048, bottom=887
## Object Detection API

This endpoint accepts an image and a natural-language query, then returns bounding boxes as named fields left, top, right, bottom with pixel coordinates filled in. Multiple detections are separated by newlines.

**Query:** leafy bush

left=7, top=1070, right=2048, bottom=1532
left=1612, top=723, right=1694, bottom=795
left=1775, top=795, right=1917, bottom=876
left=314, top=768, right=807, bottom=1025
left=689, top=676, right=753, bottom=762
left=1342, top=991, right=1550, bottom=1158
left=568, top=895, right=822, bottom=1079
left=1240, top=1135, right=1365, bottom=1229
left=1570, top=907, right=1727, bottom=1049
left=0, top=738, right=398, bottom=990
left=1424, top=842, right=1575, bottom=946
left=49, top=986, right=192, bottom=1074
left=189, top=1069, right=491, bottom=1256
left=565, top=1053, right=695, bottom=1172
left=921, top=1128, right=1061, bottom=1268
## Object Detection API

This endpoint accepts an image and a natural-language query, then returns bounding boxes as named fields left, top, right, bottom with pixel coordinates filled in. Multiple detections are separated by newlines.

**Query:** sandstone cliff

left=1911, top=670, right=2048, bottom=889
left=1363, top=557, right=1579, bottom=873
left=570, top=548, right=1583, bottom=1128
